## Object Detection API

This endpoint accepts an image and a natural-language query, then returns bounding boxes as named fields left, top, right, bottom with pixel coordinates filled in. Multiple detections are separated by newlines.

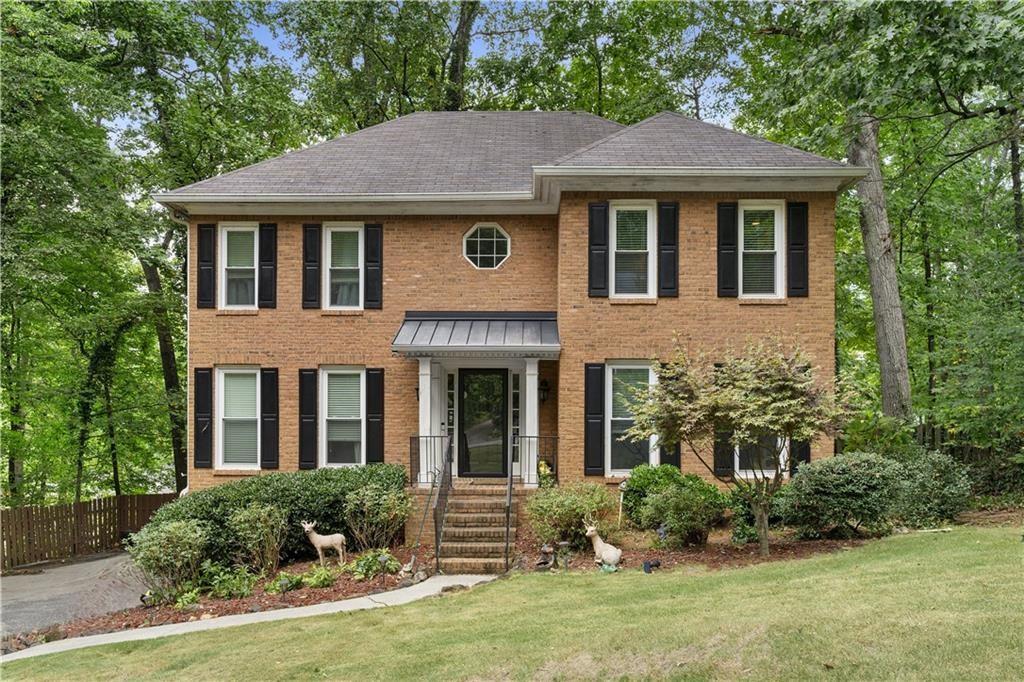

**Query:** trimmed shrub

left=525, top=482, right=616, bottom=548
left=343, top=484, right=412, bottom=550
left=147, top=464, right=407, bottom=563
left=228, top=503, right=287, bottom=574
left=783, top=452, right=903, bottom=538
left=638, top=474, right=728, bottom=546
left=621, top=464, right=685, bottom=527
left=892, top=450, right=971, bottom=526
left=128, top=520, right=208, bottom=604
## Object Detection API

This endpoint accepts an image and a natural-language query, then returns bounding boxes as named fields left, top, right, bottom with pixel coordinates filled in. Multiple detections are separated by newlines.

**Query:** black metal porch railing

left=513, top=435, right=559, bottom=486
left=409, top=435, right=450, bottom=487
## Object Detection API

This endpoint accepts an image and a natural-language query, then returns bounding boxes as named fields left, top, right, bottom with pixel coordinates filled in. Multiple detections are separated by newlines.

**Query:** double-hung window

left=323, top=224, right=363, bottom=309
left=321, top=368, right=364, bottom=466
left=610, top=203, right=656, bottom=298
left=606, top=363, right=657, bottom=475
left=220, top=223, right=258, bottom=308
left=217, top=368, right=259, bottom=469
left=735, top=434, right=788, bottom=478
left=738, top=201, right=785, bottom=298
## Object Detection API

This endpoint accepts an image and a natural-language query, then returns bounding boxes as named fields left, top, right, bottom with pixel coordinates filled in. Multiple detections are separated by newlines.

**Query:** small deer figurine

left=300, top=520, right=347, bottom=566
left=583, top=515, right=622, bottom=568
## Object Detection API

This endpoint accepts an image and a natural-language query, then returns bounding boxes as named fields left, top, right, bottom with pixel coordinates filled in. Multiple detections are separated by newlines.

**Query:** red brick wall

left=187, top=214, right=558, bottom=490
left=554, top=192, right=837, bottom=486
left=186, top=191, right=836, bottom=491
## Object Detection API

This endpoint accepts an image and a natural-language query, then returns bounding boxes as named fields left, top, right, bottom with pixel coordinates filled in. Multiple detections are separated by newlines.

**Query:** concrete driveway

left=1, top=554, right=145, bottom=637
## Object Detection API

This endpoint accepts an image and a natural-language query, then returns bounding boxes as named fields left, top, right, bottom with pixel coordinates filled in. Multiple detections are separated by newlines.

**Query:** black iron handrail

left=505, top=435, right=559, bottom=570
left=432, top=436, right=454, bottom=573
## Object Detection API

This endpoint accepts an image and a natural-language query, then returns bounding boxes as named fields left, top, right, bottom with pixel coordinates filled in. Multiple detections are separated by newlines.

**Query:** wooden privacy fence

left=1, top=493, right=176, bottom=571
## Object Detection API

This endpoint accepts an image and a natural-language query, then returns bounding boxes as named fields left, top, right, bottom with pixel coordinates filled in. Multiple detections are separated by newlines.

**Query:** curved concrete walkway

left=1, top=573, right=494, bottom=662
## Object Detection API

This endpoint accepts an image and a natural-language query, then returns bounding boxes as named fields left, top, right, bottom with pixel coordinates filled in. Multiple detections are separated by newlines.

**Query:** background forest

left=2, top=0, right=1022, bottom=505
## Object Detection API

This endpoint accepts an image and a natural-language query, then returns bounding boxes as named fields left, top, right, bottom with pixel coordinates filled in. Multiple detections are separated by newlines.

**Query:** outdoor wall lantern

left=539, top=379, right=550, bottom=404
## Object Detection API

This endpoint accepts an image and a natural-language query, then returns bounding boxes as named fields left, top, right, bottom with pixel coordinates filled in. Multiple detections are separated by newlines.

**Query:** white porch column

left=430, top=361, right=443, bottom=436
left=417, top=357, right=432, bottom=486
left=523, top=358, right=540, bottom=488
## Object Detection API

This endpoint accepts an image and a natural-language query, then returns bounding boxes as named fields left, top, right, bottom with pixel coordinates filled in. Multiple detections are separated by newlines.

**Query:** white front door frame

left=414, top=356, right=540, bottom=487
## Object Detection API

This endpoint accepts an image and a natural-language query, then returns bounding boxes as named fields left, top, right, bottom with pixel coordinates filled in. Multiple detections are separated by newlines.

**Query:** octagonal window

left=463, top=224, right=510, bottom=269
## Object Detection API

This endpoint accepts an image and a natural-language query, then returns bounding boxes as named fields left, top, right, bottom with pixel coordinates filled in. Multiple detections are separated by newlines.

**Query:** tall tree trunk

left=1010, top=128, right=1023, bottom=260
left=923, top=224, right=936, bottom=447
left=847, top=115, right=913, bottom=419
left=141, top=245, right=188, bottom=493
left=4, top=311, right=25, bottom=502
left=444, top=1, right=479, bottom=111
left=103, top=376, right=121, bottom=497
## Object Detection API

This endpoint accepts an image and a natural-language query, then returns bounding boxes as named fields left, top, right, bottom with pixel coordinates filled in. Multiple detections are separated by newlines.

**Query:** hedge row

left=148, top=464, right=407, bottom=562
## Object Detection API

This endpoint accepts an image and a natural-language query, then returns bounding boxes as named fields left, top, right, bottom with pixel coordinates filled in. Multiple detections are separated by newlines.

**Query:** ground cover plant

left=7, top=527, right=1020, bottom=681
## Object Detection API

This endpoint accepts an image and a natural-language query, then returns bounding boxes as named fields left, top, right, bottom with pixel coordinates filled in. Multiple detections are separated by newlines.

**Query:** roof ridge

left=548, top=113, right=659, bottom=166
left=656, top=111, right=847, bottom=167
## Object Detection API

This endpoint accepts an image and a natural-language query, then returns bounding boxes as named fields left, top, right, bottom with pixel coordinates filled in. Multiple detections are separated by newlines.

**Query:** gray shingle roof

left=160, top=110, right=852, bottom=200
left=552, top=111, right=847, bottom=169
left=163, top=111, right=623, bottom=196
left=392, top=312, right=560, bottom=357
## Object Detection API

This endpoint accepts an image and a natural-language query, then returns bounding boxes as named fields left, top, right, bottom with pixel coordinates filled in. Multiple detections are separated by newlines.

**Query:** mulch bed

left=513, top=526, right=864, bottom=573
left=1, top=545, right=435, bottom=656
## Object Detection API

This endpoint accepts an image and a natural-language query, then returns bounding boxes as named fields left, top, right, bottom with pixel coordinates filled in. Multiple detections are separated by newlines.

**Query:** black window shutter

left=657, top=202, right=679, bottom=297
left=302, top=224, right=321, bottom=309
left=713, top=431, right=734, bottom=478
left=258, top=223, right=277, bottom=308
left=197, top=224, right=216, bottom=308
left=584, top=363, right=605, bottom=476
left=193, top=368, right=213, bottom=468
left=790, top=439, right=811, bottom=476
left=364, top=224, right=383, bottom=309
left=787, top=202, right=809, bottom=297
left=588, top=202, right=609, bottom=297
left=365, top=368, right=384, bottom=463
left=298, top=369, right=318, bottom=469
left=717, top=203, right=738, bottom=297
left=260, top=368, right=279, bottom=469
left=661, top=442, right=681, bottom=468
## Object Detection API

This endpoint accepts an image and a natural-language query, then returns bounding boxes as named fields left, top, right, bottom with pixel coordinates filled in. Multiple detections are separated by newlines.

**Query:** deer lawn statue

left=583, top=515, right=622, bottom=569
left=300, top=520, right=347, bottom=566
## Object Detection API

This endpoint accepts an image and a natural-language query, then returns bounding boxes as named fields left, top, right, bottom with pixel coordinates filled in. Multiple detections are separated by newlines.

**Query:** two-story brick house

left=156, top=111, right=863, bottom=570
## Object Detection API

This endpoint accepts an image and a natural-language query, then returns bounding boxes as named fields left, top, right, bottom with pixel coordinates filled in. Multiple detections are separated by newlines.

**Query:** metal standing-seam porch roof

left=392, top=312, right=560, bottom=358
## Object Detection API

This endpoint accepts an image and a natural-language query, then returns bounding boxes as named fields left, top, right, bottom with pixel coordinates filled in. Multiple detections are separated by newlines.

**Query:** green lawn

left=5, top=526, right=1022, bottom=681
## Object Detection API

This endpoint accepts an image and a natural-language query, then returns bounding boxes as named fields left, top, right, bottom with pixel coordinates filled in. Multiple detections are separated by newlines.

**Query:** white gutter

left=150, top=190, right=535, bottom=204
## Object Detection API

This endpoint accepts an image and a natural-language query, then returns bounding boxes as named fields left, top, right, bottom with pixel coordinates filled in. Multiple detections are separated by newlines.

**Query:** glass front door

left=458, top=369, right=508, bottom=477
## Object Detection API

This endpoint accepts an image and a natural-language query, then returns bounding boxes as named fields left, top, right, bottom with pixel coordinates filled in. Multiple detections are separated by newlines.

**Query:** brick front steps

left=438, top=483, right=519, bottom=574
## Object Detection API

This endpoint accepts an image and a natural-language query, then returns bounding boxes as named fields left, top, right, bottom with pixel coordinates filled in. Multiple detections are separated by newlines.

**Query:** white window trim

left=605, top=362, right=659, bottom=477
left=609, top=201, right=657, bottom=299
left=738, top=200, right=786, bottom=299
left=322, top=223, right=364, bottom=310
left=734, top=436, right=789, bottom=479
left=218, top=222, right=258, bottom=310
left=462, top=222, right=511, bottom=270
left=319, top=366, right=366, bottom=468
left=215, top=367, right=261, bottom=470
